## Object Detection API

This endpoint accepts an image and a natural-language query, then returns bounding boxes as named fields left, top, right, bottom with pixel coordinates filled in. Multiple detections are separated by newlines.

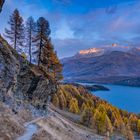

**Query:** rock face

left=62, top=50, right=140, bottom=86
left=0, top=36, right=57, bottom=107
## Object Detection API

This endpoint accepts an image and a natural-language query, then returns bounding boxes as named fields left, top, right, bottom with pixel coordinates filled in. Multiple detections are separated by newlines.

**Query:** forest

left=52, top=84, right=140, bottom=139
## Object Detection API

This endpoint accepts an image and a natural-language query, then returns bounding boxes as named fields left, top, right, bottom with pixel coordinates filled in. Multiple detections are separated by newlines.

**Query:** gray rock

left=0, top=36, right=57, bottom=109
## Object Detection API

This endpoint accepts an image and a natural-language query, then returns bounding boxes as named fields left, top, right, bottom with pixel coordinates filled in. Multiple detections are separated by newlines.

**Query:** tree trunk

left=38, top=37, right=42, bottom=66
left=29, top=25, right=32, bottom=63
left=14, top=21, right=17, bottom=49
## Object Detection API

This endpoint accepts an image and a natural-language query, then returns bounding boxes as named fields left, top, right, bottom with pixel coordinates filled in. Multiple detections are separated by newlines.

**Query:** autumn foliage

left=52, top=84, right=140, bottom=139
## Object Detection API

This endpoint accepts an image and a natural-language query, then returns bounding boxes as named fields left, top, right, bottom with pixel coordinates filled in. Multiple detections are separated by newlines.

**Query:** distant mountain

left=129, top=47, right=140, bottom=56
left=75, top=48, right=105, bottom=58
left=62, top=47, right=140, bottom=86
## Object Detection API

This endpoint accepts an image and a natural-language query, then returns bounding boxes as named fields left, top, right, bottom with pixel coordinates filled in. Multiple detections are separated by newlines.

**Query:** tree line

left=4, top=9, right=63, bottom=82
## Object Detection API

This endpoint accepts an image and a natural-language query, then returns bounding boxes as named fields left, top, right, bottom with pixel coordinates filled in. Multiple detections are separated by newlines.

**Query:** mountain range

left=62, top=47, right=140, bottom=86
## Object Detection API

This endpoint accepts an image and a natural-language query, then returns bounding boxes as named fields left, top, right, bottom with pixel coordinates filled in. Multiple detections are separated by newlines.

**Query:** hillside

left=0, top=35, right=57, bottom=139
left=0, top=36, right=57, bottom=106
left=62, top=48, right=140, bottom=86
left=0, top=36, right=108, bottom=140
left=31, top=106, right=105, bottom=140
left=1, top=36, right=137, bottom=140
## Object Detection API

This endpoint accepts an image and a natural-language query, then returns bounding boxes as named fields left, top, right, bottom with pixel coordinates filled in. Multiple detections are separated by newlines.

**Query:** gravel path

left=17, top=124, right=38, bottom=140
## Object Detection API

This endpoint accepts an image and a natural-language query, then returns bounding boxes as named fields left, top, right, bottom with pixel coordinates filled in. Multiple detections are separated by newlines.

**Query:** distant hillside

left=62, top=48, right=140, bottom=86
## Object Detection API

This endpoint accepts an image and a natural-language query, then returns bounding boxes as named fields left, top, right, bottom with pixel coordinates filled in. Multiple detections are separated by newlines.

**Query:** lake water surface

left=84, top=84, right=140, bottom=113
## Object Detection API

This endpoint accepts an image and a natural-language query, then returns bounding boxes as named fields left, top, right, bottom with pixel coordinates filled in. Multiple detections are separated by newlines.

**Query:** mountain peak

left=75, top=48, right=105, bottom=58
left=79, top=48, right=104, bottom=55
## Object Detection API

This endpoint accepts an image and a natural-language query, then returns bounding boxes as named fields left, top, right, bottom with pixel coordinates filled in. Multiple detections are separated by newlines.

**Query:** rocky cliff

left=0, top=36, right=57, bottom=109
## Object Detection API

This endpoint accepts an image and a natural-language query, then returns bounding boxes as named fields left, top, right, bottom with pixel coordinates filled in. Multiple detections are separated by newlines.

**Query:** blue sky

left=0, top=0, right=140, bottom=58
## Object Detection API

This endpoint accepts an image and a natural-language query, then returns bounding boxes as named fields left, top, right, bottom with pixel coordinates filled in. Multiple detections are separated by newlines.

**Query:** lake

left=90, top=84, right=140, bottom=113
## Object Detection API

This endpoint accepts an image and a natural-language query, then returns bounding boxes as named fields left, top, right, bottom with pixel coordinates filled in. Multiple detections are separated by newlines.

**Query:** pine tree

left=4, top=9, right=24, bottom=51
left=25, top=16, right=36, bottom=63
left=34, top=17, right=50, bottom=66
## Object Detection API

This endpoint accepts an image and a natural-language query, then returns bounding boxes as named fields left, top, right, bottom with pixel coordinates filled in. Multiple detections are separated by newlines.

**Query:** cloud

left=1, top=0, right=140, bottom=58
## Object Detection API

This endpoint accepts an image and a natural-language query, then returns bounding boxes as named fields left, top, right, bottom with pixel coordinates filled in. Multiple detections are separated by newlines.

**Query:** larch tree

left=104, top=112, right=113, bottom=134
left=34, top=17, right=50, bottom=66
left=58, top=91, right=67, bottom=109
left=52, top=94, right=59, bottom=107
left=26, top=16, right=36, bottom=63
left=81, top=102, right=87, bottom=111
left=39, top=39, right=53, bottom=71
left=51, top=51, right=63, bottom=82
left=129, top=114, right=138, bottom=131
left=4, top=9, right=24, bottom=51
left=34, top=17, right=63, bottom=82
left=69, top=98, right=79, bottom=114
left=81, top=106, right=94, bottom=127
left=92, top=109, right=101, bottom=132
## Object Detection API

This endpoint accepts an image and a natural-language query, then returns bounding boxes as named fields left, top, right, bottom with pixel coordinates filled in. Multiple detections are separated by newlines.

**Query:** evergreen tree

left=34, top=17, right=50, bottom=66
left=4, top=9, right=24, bottom=50
left=25, top=16, right=36, bottom=63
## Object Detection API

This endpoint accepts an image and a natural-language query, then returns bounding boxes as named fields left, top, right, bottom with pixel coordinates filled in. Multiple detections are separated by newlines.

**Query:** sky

left=0, top=0, right=140, bottom=58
